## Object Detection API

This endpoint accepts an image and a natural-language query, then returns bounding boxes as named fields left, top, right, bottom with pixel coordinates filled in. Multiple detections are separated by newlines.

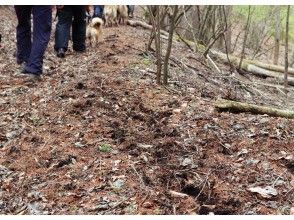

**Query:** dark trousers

left=15, top=5, right=52, bottom=74
left=127, top=5, right=135, bottom=16
left=93, top=5, right=104, bottom=18
left=54, top=6, right=86, bottom=52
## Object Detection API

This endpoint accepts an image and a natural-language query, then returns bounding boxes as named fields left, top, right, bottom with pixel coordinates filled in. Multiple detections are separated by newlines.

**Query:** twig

left=106, top=198, right=129, bottom=212
left=130, top=163, right=145, bottom=187
left=169, top=190, right=189, bottom=198
left=195, top=170, right=211, bottom=200
left=272, top=170, right=288, bottom=188
left=206, top=54, right=221, bottom=74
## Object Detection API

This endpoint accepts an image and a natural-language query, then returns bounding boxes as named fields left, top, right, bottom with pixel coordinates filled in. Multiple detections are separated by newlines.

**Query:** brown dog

left=117, top=5, right=128, bottom=25
left=103, top=5, right=118, bottom=27
left=86, top=17, right=103, bottom=46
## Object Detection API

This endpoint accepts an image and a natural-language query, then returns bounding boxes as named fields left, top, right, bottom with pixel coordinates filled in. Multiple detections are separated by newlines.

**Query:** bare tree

left=155, top=6, right=162, bottom=84
left=284, top=5, right=290, bottom=91
left=163, top=6, right=179, bottom=85
left=225, top=5, right=233, bottom=54
left=273, top=6, right=281, bottom=65
left=238, top=6, right=252, bottom=70
left=146, top=6, right=169, bottom=52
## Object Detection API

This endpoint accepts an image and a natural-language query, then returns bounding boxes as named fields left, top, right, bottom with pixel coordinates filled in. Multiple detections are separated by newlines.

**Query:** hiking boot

left=18, top=67, right=42, bottom=82
left=57, top=48, right=65, bottom=58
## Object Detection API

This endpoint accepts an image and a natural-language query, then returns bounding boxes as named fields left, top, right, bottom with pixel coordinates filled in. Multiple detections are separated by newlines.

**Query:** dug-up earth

left=0, top=7, right=293, bottom=215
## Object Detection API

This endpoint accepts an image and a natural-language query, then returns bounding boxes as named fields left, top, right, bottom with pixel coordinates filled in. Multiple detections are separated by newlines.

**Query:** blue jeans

left=54, top=6, right=86, bottom=52
left=15, top=5, right=52, bottom=74
left=93, top=5, right=104, bottom=18
left=127, top=5, right=134, bottom=17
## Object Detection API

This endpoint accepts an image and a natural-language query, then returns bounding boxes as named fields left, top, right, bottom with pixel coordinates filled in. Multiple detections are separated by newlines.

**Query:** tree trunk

left=155, top=6, right=162, bottom=85
left=163, top=6, right=178, bottom=85
left=215, top=98, right=294, bottom=119
left=225, top=5, right=233, bottom=54
left=239, top=6, right=251, bottom=70
left=284, top=5, right=290, bottom=90
left=247, top=64, right=294, bottom=86
left=273, top=6, right=281, bottom=65
left=146, top=6, right=156, bottom=52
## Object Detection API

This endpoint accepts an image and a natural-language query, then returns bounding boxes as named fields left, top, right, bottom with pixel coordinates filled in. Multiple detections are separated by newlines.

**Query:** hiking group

left=9, top=5, right=135, bottom=80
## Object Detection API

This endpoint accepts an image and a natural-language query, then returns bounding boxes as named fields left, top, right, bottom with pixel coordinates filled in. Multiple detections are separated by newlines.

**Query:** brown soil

left=0, top=6, right=293, bottom=215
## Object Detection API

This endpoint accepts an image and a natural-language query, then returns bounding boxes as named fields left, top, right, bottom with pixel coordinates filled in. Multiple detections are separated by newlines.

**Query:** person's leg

left=93, top=5, right=104, bottom=18
left=128, top=5, right=134, bottom=18
left=72, top=6, right=86, bottom=52
left=24, top=5, right=52, bottom=74
left=14, top=6, right=32, bottom=64
left=54, top=6, right=73, bottom=52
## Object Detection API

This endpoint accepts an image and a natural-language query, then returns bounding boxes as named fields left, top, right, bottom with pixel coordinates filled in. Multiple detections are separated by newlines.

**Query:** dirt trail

left=0, top=7, right=293, bottom=214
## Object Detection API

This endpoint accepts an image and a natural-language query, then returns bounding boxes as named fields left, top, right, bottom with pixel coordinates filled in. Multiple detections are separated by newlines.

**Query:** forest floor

left=0, top=7, right=293, bottom=215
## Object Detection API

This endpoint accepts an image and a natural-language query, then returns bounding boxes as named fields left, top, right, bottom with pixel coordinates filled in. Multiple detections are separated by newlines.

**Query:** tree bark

left=273, top=6, right=281, bottom=65
left=215, top=98, right=294, bottom=119
left=239, top=6, right=251, bottom=70
left=155, top=6, right=162, bottom=84
left=225, top=6, right=233, bottom=54
left=127, top=20, right=169, bottom=36
left=163, top=6, right=178, bottom=85
left=284, top=5, right=290, bottom=90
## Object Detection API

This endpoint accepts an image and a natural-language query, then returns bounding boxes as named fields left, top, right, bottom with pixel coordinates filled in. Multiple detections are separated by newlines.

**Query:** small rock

left=27, top=191, right=42, bottom=199
left=277, top=123, right=285, bottom=129
left=274, top=179, right=285, bottom=186
left=187, top=88, right=196, bottom=93
left=6, top=131, right=19, bottom=140
left=137, top=143, right=153, bottom=149
left=233, top=124, right=244, bottom=130
left=28, top=202, right=42, bottom=215
left=112, top=179, right=125, bottom=189
left=245, top=159, right=260, bottom=165
left=74, top=142, right=85, bottom=148
left=181, top=158, right=192, bottom=167
left=181, top=102, right=188, bottom=108
left=112, top=150, right=119, bottom=155
left=91, top=204, right=109, bottom=211
left=266, top=201, right=278, bottom=209
left=261, top=161, right=270, bottom=170
left=141, top=155, right=148, bottom=162
left=173, top=109, right=181, bottom=114
left=237, top=149, right=248, bottom=157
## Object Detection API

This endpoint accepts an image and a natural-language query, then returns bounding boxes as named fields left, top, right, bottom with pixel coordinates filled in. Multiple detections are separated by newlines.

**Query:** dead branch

left=215, top=98, right=294, bottom=119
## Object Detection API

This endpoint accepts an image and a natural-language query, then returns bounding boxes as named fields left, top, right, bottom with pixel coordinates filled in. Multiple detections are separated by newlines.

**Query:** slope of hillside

left=0, top=7, right=293, bottom=214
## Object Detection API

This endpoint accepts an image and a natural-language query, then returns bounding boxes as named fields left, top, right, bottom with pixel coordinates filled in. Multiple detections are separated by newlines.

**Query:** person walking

left=127, top=5, right=134, bottom=18
left=14, top=5, right=52, bottom=76
left=93, top=5, right=104, bottom=18
left=54, top=5, right=88, bottom=58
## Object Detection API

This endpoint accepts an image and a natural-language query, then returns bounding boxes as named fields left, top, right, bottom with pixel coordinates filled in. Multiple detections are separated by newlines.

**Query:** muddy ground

left=0, top=6, right=293, bottom=215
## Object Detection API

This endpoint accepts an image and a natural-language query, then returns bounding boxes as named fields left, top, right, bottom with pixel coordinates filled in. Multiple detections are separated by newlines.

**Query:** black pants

left=15, top=6, right=52, bottom=73
left=54, top=6, right=86, bottom=52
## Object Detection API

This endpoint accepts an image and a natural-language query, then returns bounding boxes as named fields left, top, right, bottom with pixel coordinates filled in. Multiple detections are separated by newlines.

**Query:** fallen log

left=215, top=98, right=294, bottom=119
left=250, top=61, right=294, bottom=76
left=246, top=64, right=294, bottom=86
left=211, top=51, right=294, bottom=85
left=127, top=20, right=169, bottom=36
